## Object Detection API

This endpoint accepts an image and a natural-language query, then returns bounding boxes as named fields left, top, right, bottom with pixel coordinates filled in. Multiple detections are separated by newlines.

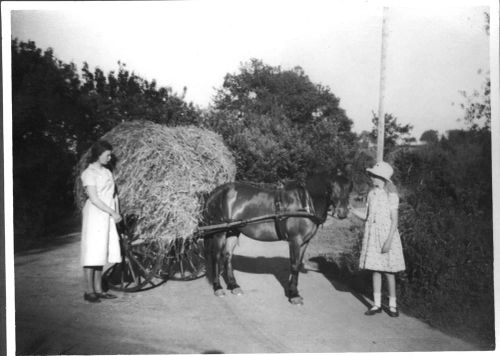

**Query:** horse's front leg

left=299, top=240, right=312, bottom=273
left=288, top=236, right=304, bottom=305
left=223, top=234, right=243, bottom=295
left=211, top=232, right=226, bottom=297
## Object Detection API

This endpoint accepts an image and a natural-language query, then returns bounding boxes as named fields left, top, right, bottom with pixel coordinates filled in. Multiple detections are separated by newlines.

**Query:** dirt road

left=14, top=222, right=477, bottom=354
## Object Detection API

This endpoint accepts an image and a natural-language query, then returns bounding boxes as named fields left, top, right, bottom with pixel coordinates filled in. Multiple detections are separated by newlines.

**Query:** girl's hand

left=112, top=212, right=122, bottom=223
left=382, top=239, right=392, bottom=253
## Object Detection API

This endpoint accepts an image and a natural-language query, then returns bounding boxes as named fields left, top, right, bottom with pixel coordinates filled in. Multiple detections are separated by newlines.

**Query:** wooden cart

left=103, top=211, right=320, bottom=292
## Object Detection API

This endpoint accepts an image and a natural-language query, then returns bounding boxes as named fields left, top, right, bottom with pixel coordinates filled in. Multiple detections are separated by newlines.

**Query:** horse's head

left=329, top=169, right=353, bottom=220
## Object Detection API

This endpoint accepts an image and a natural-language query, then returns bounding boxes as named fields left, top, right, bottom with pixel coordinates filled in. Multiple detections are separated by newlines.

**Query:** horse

left=200, top=172, right=352, bottom=304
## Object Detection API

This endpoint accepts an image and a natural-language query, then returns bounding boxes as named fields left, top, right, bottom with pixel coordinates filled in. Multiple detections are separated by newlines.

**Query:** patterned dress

left=359, top=186, right=405, bottom=272
left=81, top=163, right=122, bottom=266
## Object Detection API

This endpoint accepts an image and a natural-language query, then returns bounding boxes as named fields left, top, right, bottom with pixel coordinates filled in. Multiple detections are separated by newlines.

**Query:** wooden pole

left=377, top=7, right=389, bottom=162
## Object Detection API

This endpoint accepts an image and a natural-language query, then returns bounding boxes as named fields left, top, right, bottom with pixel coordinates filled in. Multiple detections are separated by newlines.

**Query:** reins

left=195, top=211, right=322, bottom=237
left=196, top=185, right=323, bottom=239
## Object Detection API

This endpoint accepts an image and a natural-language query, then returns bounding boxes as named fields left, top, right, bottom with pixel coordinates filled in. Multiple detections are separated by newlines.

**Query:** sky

left=5, top=0, right=495, bottom=140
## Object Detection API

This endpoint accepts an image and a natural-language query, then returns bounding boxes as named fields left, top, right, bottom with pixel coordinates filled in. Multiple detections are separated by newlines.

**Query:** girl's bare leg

left=94, top=267, right=103, bottom=293
left=386, top=273, right=397, bottom=310
left=84, top=267, right=95, bottom=293
left=365, top=271, right=383, bottom=314
left=372, top=271, right=382, bottom=307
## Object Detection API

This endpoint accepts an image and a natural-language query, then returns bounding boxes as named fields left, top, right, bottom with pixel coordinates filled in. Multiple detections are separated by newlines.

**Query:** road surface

left=14, top=231, right=477, bottom=354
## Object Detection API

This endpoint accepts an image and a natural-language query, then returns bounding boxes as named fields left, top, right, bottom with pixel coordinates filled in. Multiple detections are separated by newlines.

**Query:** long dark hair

left=88, top=140, right=113, bottom=165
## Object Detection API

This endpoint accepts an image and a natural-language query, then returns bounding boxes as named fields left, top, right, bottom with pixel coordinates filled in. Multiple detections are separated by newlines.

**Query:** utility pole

left=377, top=6, right=389, bottom=162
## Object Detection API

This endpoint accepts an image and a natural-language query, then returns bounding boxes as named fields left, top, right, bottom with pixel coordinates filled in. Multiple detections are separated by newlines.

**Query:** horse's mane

left=282, top=175, right=332, bottom=224
left=304, top=174, right=332, bottom=199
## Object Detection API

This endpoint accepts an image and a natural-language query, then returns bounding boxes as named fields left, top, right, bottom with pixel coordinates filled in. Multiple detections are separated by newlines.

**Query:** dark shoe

left=387, top=308, right=399, bottom=317
left=364, top=306, right=382, bottom=315
left=84, top=292, right=101, bottom=303
left=96, top=292, right=117, bottom=299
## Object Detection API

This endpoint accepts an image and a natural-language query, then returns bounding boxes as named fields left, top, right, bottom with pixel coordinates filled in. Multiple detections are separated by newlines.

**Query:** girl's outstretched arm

left=349, top=205, right=368, bottom=220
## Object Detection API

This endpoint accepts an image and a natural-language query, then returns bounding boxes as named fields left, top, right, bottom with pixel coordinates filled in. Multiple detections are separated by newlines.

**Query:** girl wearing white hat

left=350, top=161, right=405, bottom=317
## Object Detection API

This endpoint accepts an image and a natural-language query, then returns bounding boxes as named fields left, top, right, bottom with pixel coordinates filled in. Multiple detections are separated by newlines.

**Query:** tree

left=457, top=11, right=491, bottom=132
left=214, top=59, right=351, bottom=129
left=77, top=61, right=201, bottom=155
left=370, top=112, right=415, bottom=153
left=420, top=130, right=439, bottom=144
left=12, top=39, right=82, bottom=244
left=207, top=59, right=355, bottom=181
left=12, top=39, right=202, bottom=245
left=458, top=73, right=490, bottom=132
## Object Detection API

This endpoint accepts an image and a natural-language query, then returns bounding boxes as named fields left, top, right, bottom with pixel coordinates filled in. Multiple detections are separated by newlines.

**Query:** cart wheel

left=103, top=238, right=166, bottom=292
left=163, top=238, right=206, bottom=281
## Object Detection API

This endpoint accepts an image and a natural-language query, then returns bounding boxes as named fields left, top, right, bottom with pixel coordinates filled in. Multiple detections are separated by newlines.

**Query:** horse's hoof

left=289, top=296, right=304, bottom=305
left=231, top=287, right=243, bottom=296
left=214, top=289, right=225, bottom=297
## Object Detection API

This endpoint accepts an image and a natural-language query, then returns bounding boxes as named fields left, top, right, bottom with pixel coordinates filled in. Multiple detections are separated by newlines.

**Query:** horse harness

left=274, top=186, right=319, bottom=241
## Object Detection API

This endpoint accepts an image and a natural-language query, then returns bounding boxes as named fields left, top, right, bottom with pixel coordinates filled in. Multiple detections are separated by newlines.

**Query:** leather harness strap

left=274, top=189, right=288, bottom=241
left=274, top=186, right=317, bottom=241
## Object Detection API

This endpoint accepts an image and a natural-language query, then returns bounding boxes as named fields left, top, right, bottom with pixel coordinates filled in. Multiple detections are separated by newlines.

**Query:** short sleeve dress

left=359, top=186, right=405, bottom=272
left=81, top=163, right=122, bottom=266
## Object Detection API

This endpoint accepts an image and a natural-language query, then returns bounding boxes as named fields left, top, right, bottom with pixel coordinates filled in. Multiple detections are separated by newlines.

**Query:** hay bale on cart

left=74, top=120, right=236, bottom=291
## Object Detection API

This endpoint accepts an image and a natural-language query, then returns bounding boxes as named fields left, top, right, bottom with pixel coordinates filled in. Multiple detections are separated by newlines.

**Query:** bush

left=391, top=133, right=494, bottom=347
left=13, top=138, right=76, bottom=250
left=343, top=132, right=493, bottom=347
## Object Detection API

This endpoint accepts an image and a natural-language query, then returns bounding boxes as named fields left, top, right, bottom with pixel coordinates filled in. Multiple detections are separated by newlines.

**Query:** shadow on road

left=201, top=350, right=224, bottom=354
left=15, top=232, right=80, bottom=257
left=232, top=255, right=290, bottom=297
left=231, top=254, right=373, bottom=309
left=307, top=256, right=373, bottom=309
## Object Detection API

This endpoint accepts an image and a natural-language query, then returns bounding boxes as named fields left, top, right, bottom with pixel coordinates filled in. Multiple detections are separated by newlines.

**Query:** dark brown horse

left=201, top=172, right=352, bottom=304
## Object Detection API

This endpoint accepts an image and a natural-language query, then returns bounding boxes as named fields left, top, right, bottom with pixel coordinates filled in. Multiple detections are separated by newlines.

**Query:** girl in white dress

left=81, top=140, right=122, bottom=303
left=350, top=161, right=405, bottom=317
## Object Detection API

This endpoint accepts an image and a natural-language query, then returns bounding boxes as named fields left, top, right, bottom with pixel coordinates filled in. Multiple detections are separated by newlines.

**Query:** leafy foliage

left=370, top=112, right=416, bottom=153
left=393, top=130, right=493, bottom=346
left=206, top=59, right=356, bottom=181
left=419, top=129, right=439, bottom=144
left=344, top=126, right=492, bottom=346
left=76, top=61, right=201, bottom=155
left=12, top=39, right=200, bottom=246
left=458, top=73, right=491, bottom=132
left=12, top=40, right=81, bottom=244
left=457, top=12, right=490, bottom=133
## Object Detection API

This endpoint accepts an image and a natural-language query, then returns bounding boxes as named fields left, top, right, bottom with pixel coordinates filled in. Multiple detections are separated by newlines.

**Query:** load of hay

left=74, top=120, right=236, bottom=244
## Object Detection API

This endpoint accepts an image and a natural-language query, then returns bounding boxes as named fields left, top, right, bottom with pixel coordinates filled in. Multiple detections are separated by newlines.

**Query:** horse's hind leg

left=211, top=232, right=226, bottom=297
left=223, top=235, right=242, bottom=295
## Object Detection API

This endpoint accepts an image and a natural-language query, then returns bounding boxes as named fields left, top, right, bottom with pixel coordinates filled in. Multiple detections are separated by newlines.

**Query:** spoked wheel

left=103, top=237, right=166, bottom=292
left=161, top=237, right=206, bottom=281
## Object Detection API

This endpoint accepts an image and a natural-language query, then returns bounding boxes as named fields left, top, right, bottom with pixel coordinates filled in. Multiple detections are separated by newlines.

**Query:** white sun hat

left=366, top=161, right=393, bottom=182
